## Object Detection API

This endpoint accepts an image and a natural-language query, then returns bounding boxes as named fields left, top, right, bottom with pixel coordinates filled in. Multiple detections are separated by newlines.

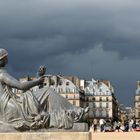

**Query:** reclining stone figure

left=0, top=48, right=88, bottom=131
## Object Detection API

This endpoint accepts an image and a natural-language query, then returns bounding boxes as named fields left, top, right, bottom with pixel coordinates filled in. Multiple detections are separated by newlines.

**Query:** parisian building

left=19, top=75, right=85, bottom=107
left=81, top=79, right=119, bottom=122
left=18, top=75, right=120, bottom=122
left=118, top=104, right=126, bottom=122
left=134, top=81, right=140, bottom=123
left=118, top=104, right=133, bottom=123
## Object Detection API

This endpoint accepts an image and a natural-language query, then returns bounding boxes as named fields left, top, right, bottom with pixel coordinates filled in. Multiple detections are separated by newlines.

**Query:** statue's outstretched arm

left=0, top=72, right=43, bottom=91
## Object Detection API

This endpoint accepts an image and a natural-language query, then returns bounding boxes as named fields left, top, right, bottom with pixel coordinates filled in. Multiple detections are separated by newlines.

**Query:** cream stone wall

left=1, top=132, right=140, bottom=140
left=60, top=93, right=81, bottom=107
left=135, top=95, right=140, bottom=122
left=91, top=132, right=140, bottom=140
left=0, top=132, right=90, bottom=140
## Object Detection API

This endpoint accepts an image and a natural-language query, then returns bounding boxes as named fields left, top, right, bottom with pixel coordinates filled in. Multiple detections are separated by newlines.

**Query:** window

left=43, top=83, right=47, bottom=86
left=106, top=103, right=109, bottom=108
left=59, top=88, right=63, bottom=92
left=106, top=112, right=109, bottom=118
left=73, top=87, right=77, bottom=92
left=96, top=110, right=99, bottom=117
left=66, top=87, right=70, bottom=92
left=93, top=111, right=96, bottom=117
left=57, top=88, right=60, bottom=93
left=58, top=80, right=63, bottom=85
left=73, top=100, right=76, bottom=105
left=106, top=97, right=109, bottom=101
left=99, top=88, right=102, bottom=92
left=86, top=103, right=89, bottom=106
left=99, top=102, right=102, bottom=108
left=86, top=97, right=89, bottom=101
left=66, top=82, right=69, bottom=86
left=99, top=110, right=102, bottom=117
left=93, top=103, right=96, bottom=108
left=99, top=97, right=102, bottom=101
left=50, top=79, right=55, bottom=85
left=138, top=112, right=140, bottom=117
left=106, top=91, right=109, bottom=95
left=102, top=110, right=106, bottom=117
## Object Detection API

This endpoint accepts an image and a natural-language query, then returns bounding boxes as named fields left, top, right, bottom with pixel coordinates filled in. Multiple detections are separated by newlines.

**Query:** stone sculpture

left=0, top=48, right=88, bottom=131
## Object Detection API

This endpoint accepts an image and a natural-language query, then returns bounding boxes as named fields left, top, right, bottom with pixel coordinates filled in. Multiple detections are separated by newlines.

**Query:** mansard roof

left=84, top=78, right=112, bottom=96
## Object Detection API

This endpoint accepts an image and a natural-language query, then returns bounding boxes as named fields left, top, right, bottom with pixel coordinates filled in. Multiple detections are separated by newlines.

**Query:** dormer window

left=44, top=83, right=47, bottom=86
left=58, top=80, right=63, bottom=85
left=66, top=82, right=69, bottom=86
left=50, top=79, right=55, bottom=85
left=99, top=88, right=102, bottom=92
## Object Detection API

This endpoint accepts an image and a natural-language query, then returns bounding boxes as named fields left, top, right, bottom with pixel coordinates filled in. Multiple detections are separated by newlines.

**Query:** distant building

left=134, top=81, right=140, bottom=123
left=125, top=107, right=134, bottom=119
left=19, top=75, right=85, bottom=107
left=18, top=75, right=121, bottom=122
left=118, top=104, right=134, bottom=122
left=118, top=104, right=126, bottom=122
left=83, top=79, right=119, bottom=121
left=60, top=76, right=85, bottom=107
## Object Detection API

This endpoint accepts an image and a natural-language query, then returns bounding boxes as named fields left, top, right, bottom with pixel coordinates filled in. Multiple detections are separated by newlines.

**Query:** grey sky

left=1, top=0, right=140, bottom=106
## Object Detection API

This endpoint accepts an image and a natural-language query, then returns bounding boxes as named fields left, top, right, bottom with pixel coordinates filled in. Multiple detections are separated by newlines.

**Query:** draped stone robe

left=0, top=68, right=84, bottom=131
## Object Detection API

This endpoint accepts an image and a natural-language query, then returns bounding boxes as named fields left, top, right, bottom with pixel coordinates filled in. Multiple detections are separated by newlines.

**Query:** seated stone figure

left=0, top=48, right=88, bottom=131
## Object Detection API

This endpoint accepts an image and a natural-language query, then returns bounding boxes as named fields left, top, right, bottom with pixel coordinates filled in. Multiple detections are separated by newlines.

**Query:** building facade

left=19, top=75, right=85, bottom=107
left=134, top=81, right=140, bottom=123
left=82, top=79, right=119, bottom=121
left=18, top=75, right=121, bottom=122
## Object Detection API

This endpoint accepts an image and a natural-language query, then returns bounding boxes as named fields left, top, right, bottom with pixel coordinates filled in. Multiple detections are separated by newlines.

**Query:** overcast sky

left=1, top=0, right=140, bottom=107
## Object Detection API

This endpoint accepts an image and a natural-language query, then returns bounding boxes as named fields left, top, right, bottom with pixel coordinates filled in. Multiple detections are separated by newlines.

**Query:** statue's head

left=0, top=48, right=8, bottom=67
left=0, top=48, right=8, bottom=60
left=38, top=65, right=46, bottom=76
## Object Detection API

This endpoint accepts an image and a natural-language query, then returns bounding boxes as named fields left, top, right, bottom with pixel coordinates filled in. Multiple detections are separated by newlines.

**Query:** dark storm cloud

left=0, top=0, right=140, bottom=106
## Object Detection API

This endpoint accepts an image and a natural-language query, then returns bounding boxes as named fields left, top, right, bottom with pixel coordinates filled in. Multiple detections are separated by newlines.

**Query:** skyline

left=1, top=0, right=140, bottom=106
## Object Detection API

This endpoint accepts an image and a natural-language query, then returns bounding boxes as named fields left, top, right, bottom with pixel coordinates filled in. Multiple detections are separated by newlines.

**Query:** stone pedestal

left=0, top=123, right=90, bottom=140
left=1, top=131, right=139, bottom=140
left=0, top=132, right=90, bottom=140
left=42, top=123, right=89, bottom=132
left=0, top=123, right=89, bottom=132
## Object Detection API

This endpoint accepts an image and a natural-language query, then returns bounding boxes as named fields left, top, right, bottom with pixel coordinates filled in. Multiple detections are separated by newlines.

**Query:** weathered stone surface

left=0, top=123, right=89, bottom=132
left=91, top=132, right=140, bottom=140
left=1, top=131, right=140, bottom=140
left=38, top=123, right=89, bottom=132
left=0, top=132, right=90, bottom=140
